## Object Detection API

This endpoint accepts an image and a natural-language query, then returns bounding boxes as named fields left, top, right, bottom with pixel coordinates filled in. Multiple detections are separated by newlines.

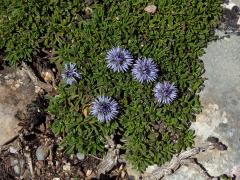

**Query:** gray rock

left=164, top=31, right=240, bottom=180
left=36, top=145, right=49, bottom=161
left=0, top=103, right=21, bottom=146
left=63, top=163, right=71, bottom=171
left=10, top=158, right=25, bottom=175
left=76, top=152, right=85, bottom=160
left=233, top=0, right=240, bottom=6
left=13, top=165, right=20, bottom=175
left=164, top=165, right=206, bottom=180
left=0, top=67, right=36, bottom=146
left=9, top=146, right=19, bottom=154
left=191, top=32, right=240, bottom=178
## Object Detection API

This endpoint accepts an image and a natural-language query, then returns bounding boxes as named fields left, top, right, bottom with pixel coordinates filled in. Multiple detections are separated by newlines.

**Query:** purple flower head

left=91, top=96, right=119, bottom=122
left=61, top=63, right=81, bottom=85
left=153, top=81, right=178, bottom=104
left=106, top=47, right=133, bottom=72
left=132, top=57, right=159, bottom=83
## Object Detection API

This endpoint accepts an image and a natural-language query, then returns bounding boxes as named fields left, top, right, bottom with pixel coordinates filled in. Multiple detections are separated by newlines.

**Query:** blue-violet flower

left=61, top=63, right=81, bottom=85
left=106, top=47, right=133, bottom=72
left=132, top=57, right=159, bottom=83
left=153, top=81, right=178, bottom=104
left=91, top=96, right=119, bottom=122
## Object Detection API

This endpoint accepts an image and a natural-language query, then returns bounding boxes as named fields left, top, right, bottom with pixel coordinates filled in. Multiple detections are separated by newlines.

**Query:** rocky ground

left=0, top=0, right=240, bottom=180
left=164, top=0, right=240, bottom=179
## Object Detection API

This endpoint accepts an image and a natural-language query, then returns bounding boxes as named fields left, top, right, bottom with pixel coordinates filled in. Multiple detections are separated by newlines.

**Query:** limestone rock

left=191, top=32, right=240, bottom=177
left=0, top=67, right=36, bottom=146
left=164, top=165, right=206, bottom=180
left=36, top=145, right=49, bottom=161
left=163, top=30, right=240, bottom=179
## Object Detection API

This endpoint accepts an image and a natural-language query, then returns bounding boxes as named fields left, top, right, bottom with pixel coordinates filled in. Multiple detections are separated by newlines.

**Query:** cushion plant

left=0, top=0, right=222, bottom=171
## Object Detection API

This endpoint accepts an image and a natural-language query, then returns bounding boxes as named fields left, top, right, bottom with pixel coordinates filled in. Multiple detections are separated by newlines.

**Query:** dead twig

left=142, top=146, right=215, bottom=180
left=24, top=150, right=35, bottom=179
left=96, top=136, right=120, bottom=177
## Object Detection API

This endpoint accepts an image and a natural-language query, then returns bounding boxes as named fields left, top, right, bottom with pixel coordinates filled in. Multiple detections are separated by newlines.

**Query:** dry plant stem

left=21, top=62, right=53, bottom=92
left=142, top=146, right=215, bottom=180
left=96, top=148, right=119, bottom=177
left=49, top=145, right=54, bottom=166
left=24, top=151, right=35, bottom=179
left=96, top=136, right=119, bottom=177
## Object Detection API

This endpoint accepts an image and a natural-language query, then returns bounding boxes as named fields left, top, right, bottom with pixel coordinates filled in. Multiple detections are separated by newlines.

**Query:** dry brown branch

left=96, top=136, right=119, bottom=177
left=142, top=146, right=214, bottom=180
left=24, top=151, right=35, bottom=179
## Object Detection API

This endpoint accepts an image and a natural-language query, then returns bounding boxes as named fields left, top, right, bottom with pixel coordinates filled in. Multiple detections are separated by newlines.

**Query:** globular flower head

left=153, top=81, right=178, bottom=104
left=61, top=63, right=81, bottom=85
left=106, top=47, right=133, bottom=72
left=91, top=96, right=119, bottom=122
left=132, top=57, right=159, bottom=83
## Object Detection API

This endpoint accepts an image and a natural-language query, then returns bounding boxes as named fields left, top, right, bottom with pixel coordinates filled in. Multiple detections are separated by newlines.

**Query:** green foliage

left=1, top=0, right=221, bottom=171
left=219, top=174, right=233, bottom=180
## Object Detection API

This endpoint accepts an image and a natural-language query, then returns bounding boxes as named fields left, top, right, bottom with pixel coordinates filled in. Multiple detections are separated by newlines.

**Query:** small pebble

left=39, top=124, right=45, bottom=132
left=36, top=145, right=49, bottom=160
left=15, top=83, right=20, bottom=88
left=70, top=154, right=74, bottom=160
left=35, top=86, right=43, bottom=94
left=129, top=176, right=135, bottom=180
left=76, top=152, right=85, bottom=160
left=86, top=169, right=92, bottom=176
left=63, top=163, right=71, bottom=171
left=9, top=146, right=18, bottom=154
left=144, top=5, right=157, bottom=14
left=85, top=7, right=93, bottom=16
left=13, top=165, right=20, bottom=175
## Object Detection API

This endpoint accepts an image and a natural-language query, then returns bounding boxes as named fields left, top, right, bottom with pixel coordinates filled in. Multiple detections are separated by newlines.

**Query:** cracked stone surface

left=0, top=67, right=36, bottom=146
left=193, top=31, right=240, bottom=177
left=164, top=165, right=206, bottom=180
left=164, top=32, right=240, bottom=179
left=233, top=0, right=240, bottom=6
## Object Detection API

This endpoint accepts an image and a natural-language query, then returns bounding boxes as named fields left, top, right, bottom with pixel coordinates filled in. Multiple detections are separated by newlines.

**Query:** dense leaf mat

left=0, top=0, right=221, bottom=171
